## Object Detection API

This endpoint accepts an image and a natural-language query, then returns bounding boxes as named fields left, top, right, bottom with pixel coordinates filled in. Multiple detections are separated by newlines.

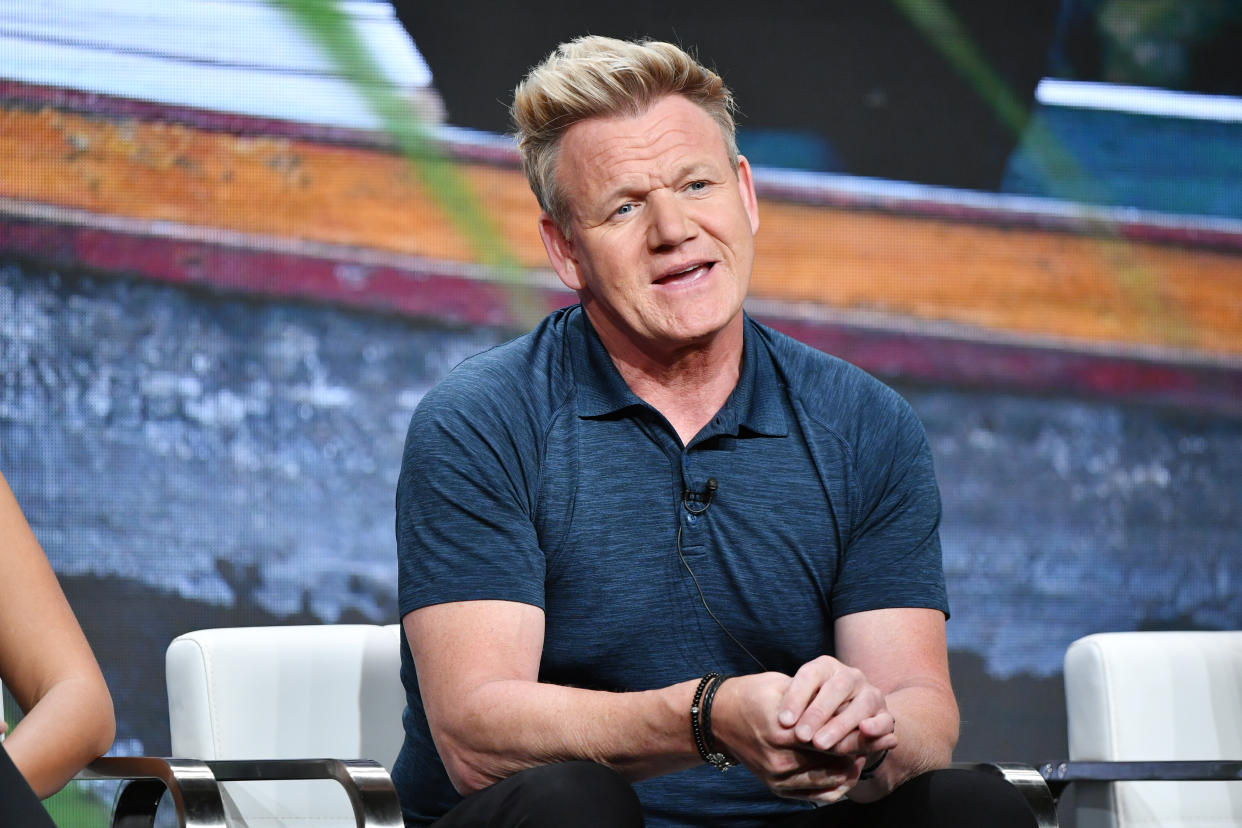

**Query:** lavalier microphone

left=682, top=477, right=718, bottom=515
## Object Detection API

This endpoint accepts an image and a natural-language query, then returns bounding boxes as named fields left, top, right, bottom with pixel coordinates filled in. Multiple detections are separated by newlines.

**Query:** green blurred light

left=892, top=0, right=1193, bottom=349
left=272, top=0, right=545, bottom=329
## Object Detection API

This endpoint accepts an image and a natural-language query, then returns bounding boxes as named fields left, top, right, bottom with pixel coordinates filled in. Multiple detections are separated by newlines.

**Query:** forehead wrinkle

left=558, top=98, right=731, bottom=221
left=580, top=128, right=717, bottom=195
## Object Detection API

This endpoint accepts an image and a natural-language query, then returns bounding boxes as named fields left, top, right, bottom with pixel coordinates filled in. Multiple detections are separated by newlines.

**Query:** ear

left=736, top=155, right=760, bottom=235
left=538, top=213, right=585, bottom=292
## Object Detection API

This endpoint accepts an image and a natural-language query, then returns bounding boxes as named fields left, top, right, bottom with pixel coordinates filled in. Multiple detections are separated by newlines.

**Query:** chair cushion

left=1065, top=631, right=1242, bottom=828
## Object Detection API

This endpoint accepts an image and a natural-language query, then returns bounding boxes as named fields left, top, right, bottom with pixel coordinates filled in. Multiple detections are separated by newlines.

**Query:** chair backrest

left=166, top=624, right=406, bottom=827
left=1064, top=630, right=1242, bottom=828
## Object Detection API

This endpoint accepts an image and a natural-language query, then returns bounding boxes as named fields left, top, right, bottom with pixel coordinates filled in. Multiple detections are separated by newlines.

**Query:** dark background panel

left=393, top=0, right=1062, bottom=188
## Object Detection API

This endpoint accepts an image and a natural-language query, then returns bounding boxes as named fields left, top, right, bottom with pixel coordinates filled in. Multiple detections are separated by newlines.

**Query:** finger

left=775, top=779, right=856, bottom=805
left=827, top=710, right=898, bottom=757
left=809, top=685, right=885, bottom=751
left=856, top=709, right=896, bottom=739
left=786, top=660, right=865, bottom=741
left=767, top=748, right=856, bottom=782
left=832, top=709, right=894, bottom=748
left=828, top=727, right=898, bottom=758
left=767, top=762, right=854, bottom=803
left=808, top=782, right=854, bottom=805
left=777, top=657, right=841, bottom=728
left=793, top=680, right=855, bottom=743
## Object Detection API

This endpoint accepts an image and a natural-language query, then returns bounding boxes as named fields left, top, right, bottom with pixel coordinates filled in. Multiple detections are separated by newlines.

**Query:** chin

left=658, top=311, right=741, bottom=347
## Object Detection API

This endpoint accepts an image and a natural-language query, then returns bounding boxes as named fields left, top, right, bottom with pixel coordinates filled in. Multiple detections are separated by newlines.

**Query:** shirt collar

left=571, top=307, right=648, bottom=418
left=571, top=308, right=788, bottom=438
left=721, top=315, right=788, bottom=438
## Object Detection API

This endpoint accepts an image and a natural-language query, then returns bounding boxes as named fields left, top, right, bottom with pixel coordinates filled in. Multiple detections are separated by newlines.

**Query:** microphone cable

left=676, top=478, right=768, bottom=673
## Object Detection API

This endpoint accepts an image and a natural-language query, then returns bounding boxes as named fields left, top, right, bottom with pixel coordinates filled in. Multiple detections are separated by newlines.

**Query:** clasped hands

left=710, top=655, right=897, bottom=804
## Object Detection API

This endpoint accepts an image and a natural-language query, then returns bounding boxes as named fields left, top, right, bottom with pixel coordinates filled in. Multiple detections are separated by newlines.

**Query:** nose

left=646, top=191, right=695, bottom=249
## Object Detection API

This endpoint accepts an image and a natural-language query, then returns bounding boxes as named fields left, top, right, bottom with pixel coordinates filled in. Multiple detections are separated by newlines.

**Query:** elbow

left=923, top=682, right=959, bottom=769
left=438, top=740, right=503, bottom=797
left=431, top=715, right=523, bottom=797
left=80, top=680, right=117, bottom=761
left=926, top=703, right=959, bottom=770
left=446, top=767, right=491, bottom=798
left=943, top=701, right=961, bottom=761
left=91, top=704, right=117, bottom=759
left=929, top=738, right=955, bottom=770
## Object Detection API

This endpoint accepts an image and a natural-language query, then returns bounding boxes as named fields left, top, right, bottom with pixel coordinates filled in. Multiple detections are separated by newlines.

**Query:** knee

left=505, top=761, right=642, bottom=827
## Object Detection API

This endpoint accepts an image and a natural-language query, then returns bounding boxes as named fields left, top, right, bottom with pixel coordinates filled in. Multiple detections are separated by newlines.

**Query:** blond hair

left=512, top=36, right=738, bottom=230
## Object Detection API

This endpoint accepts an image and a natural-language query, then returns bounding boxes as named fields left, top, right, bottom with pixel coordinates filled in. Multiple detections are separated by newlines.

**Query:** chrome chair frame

left=1039, top=758, right=1242, bottom=794
left=80, top=756, right=403, bottom=828
left=955, top=761, right=1061, bottom=828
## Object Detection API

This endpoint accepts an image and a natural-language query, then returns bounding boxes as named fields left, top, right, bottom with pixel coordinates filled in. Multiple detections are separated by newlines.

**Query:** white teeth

left=655, top=263, right=709, bottom=284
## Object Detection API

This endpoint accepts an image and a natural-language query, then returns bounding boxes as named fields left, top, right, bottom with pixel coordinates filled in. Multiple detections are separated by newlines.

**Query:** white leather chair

left=1054, top=631, right=1242, bottom=828
left=163, top=624, right=407, bottom=828
left=79, top=624, right=406, bottom=827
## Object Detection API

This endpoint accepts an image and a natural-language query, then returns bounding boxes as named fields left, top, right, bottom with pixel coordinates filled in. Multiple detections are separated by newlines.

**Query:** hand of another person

left=709, top=671, right=873, bottom=804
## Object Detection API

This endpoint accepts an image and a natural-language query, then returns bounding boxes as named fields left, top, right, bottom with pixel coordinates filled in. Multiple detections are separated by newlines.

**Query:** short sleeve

left=830, top=387, right=948, bottom=619
left=396, top=371, right=546, bottom=617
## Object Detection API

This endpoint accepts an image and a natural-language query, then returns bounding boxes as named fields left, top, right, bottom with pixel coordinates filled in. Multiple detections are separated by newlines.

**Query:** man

left=394, top=36, right=1036, bottom=827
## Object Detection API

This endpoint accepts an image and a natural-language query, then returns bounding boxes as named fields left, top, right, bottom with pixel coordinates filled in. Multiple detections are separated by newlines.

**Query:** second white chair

left=166, top=624, right=407, bottom=828
left=1061, top=630, right=1242, bottom=828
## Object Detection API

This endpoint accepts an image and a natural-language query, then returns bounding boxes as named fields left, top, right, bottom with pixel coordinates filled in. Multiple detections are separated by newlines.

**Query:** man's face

left=539, top=94, right=760, bottom=358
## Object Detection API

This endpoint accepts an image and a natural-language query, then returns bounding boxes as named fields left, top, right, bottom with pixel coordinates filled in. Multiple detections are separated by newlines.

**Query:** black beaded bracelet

left=700, top=674, right=737, bottom=771
left=859, top=748, right=889, bottom=780
left=689, top=672, right=719, bottom=766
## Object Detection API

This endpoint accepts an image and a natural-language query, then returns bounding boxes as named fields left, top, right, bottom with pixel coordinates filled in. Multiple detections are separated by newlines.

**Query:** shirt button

left=686, top=513, right=698, bottom=526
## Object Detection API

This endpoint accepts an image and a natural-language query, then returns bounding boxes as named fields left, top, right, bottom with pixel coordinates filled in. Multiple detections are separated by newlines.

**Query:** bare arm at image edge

left=0, top=471, right=116, bottom=798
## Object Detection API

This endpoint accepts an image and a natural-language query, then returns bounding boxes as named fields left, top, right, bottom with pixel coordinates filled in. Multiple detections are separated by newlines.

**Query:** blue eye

left=688, top=181, right=707, bottom=191
left=616, top=203, right=633, bottom=216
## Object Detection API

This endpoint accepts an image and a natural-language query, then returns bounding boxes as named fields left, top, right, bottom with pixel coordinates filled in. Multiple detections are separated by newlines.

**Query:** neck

left=585, top=306, right=745, bottom=446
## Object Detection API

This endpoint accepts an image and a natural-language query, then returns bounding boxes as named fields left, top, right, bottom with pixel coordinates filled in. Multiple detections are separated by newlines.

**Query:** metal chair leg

left=960, top=762, right=1060, bottom=828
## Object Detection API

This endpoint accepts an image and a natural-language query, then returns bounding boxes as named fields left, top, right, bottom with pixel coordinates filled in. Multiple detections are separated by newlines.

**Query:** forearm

left=5, top=676, right=116, bottom=798
left=433, top=677, right=703, bottom=794
left=848, top=679, right=958, bottom=801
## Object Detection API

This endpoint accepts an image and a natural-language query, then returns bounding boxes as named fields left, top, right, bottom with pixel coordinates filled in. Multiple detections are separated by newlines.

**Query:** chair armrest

left=77, top=757, right=403, bottom=828
left=204, top=758, right=403, bottom=828
left=952, top=761, right=1060, bottom=828
left=77, top=756, right=227, bottom=828
left=1039, top=760, right=1242, bottom=796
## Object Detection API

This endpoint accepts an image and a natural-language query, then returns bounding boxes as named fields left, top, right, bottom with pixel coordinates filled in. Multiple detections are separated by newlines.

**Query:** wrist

left=691, top=673, right=737, bottom=772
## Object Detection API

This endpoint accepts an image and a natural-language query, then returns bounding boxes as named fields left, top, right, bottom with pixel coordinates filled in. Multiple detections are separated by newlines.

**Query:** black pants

left=426, top=761, right=1040, bottom=828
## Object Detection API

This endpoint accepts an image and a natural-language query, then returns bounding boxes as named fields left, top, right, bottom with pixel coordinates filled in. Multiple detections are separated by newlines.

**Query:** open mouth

left=654, top=262, right=713, bottom=286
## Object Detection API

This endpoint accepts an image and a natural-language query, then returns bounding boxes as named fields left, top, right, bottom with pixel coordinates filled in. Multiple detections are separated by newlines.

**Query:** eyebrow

left=597, top=162, right=720, bottom=207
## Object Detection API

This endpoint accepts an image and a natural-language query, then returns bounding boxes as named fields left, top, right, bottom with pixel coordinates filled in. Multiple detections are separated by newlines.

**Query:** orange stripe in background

left=2, top=103, right=1240, bottom=362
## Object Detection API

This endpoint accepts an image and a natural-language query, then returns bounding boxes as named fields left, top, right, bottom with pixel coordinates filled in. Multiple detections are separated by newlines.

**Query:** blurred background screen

left=1, top=1, right=1239, bottom=824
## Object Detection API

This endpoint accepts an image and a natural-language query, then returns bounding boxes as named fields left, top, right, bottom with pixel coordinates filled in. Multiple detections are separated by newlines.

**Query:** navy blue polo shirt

left=394, top=305, right=947, bottom=827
